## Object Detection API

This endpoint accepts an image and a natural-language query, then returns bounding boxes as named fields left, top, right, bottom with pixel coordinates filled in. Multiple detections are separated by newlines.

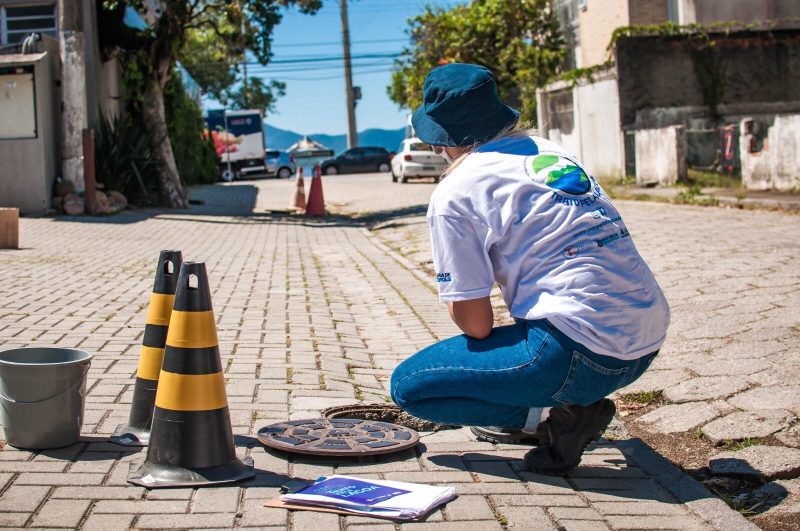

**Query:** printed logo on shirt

left=562, top=240, right=595, bottom=258
left=531, top=154, right=592, bottom=195
left=592, top=208, right=606, bottom=219
left=562, top=227, right=631, bottom=258
left=436, top=272, right=452, bottom=283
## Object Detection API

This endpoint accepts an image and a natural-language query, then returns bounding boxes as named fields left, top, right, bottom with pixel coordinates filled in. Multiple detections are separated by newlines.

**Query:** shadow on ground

left=46, top=183, right=431, bottom=230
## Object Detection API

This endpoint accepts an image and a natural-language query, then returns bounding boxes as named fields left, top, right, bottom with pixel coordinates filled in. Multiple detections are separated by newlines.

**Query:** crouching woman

left=390, top=63, right=670, bottom=474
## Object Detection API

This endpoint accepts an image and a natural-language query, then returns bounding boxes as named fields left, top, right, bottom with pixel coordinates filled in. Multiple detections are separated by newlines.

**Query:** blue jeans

left=390, top=319, right=657, bottom=428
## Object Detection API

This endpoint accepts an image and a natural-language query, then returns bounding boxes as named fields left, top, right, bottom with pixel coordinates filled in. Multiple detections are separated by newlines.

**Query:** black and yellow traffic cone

left=111, top=250, right=182, bottom=447
left=127, top=262, right=254, bottom=488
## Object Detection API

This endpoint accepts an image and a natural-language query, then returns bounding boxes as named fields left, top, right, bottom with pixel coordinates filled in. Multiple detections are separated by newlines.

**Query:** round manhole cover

left=257, top=418, right=420, bottom=457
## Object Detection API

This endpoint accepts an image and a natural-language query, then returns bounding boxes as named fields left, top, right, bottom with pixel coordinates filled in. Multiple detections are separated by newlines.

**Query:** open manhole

left=257, top=418, right=420, bottom=457
left=323, top=404, right=459, bottom=432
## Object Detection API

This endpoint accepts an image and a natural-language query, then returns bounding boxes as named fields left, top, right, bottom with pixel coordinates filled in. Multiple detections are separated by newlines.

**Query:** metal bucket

left=0, top=347, right=93, bottom=449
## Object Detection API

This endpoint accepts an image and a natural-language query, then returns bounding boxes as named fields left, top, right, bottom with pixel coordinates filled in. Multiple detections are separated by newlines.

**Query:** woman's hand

left=448, top=297, right=493, bottom=339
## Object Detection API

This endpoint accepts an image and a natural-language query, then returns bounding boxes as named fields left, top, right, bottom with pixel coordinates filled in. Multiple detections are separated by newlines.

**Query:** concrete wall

left=577, top=77, right=625, bottom=179
left=635, top=126, right=687, bottom=186
left=579, top=0, right=630, bottom=68
left=537, top=71, right=626, bottom=179
left=740, top=115, right=800, bottom=191
left=0, top=51, right=59, bottom=214
left=616, top=31, right=800, bottom=129
left=537, top=82, right=583, bottom=163
left=98, top=57, right=123, bottom=120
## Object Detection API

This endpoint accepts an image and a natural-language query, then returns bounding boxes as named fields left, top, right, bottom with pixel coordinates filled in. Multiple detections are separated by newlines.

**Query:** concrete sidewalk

left=0, top=182, right=756, bottom=530
left=609, top=185, right=800, bottom=212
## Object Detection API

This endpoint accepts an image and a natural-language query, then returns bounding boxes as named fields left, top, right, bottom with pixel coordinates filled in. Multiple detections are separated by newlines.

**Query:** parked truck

left=204, top=109, right=266, bottom=182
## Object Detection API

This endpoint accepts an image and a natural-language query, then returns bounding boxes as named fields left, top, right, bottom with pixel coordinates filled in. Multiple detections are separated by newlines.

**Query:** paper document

left=281, top=475, right=457, bottom=520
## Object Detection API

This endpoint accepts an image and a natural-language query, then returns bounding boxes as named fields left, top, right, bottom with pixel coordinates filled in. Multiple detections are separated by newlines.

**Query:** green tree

left=389, top=0, right=565, bottom=124
left=107, top=0, right=321, bottom=208
left=178, top=28, right=286, bottom=113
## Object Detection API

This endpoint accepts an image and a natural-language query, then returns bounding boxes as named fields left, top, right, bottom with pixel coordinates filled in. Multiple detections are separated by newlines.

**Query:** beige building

left=557, top=0, right=800, bottom=69
left=0, top=0, right=123, bottom=214
left=541, top=0, right=800, bottom=189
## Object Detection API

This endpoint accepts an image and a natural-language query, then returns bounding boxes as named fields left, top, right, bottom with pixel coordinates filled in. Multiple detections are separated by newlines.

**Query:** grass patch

left=720, top=438, right=763, bottom=451
left=286, top=367, right=293, bottom=384
left=621, top=390, right=663, bottom=405
left=690, top=427, right=704, bottom=439
left=686, top=168, right=742, bottom=189
left=674, top=184, right=720, bottom=206
left=496, top=513, right=508, bottom=526
left=711, top=488, right=769, bottom=517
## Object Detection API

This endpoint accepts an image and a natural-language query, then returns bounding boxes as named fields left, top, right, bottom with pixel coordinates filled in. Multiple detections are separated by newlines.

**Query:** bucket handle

left=0, top=365, right=90, bottom=406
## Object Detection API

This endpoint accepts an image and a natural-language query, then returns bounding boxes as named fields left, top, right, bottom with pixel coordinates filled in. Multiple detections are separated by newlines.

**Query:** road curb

left=617, top=438, right=761, bottom=531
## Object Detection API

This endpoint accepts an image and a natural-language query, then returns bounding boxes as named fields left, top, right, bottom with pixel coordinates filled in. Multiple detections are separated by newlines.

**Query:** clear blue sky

left=203, top=0, right=464, bottom=135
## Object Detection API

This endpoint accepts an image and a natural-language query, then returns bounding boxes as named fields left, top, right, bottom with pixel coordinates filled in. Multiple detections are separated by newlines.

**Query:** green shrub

left=164, top=75, right=219, bottom=186
left=94, top=113, right=159, bottom=204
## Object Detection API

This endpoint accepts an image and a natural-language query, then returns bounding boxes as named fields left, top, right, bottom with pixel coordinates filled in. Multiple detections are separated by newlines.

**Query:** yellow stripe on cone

left=145, top=293, right=176, bottom=326
left=165, top=310, right=218, bottom=348
left=136, top=346, right=166, bottom=381
left=155, top=372, right=227, bottom=411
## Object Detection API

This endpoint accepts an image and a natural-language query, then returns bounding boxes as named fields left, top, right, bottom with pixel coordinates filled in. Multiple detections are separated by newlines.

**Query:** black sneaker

left=523, top=399, right=616, bottom=475
left=471, top=424, right=550, bottom=445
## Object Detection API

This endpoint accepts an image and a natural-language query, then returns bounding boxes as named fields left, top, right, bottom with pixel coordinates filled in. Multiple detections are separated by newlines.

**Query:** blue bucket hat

left=412, top=63, right=520, bottom=147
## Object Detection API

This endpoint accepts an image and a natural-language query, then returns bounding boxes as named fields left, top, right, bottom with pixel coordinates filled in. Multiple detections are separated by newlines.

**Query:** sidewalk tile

left=30, top=499, right=91, bottom=527
left=136, top=513, right=237, bottom=529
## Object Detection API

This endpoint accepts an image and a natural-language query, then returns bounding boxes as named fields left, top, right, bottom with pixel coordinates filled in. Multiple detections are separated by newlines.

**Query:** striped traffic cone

left=127, top=262, right=254, bottom=488
left=111, top=250, right=182, bottom=447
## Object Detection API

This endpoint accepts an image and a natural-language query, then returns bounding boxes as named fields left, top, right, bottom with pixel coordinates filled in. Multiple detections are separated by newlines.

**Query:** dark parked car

left=320, top=147, right=394, bottom=175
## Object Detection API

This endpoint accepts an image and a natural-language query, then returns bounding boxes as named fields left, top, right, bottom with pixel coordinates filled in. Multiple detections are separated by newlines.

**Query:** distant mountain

left=264, top=123, right=406, bottom=154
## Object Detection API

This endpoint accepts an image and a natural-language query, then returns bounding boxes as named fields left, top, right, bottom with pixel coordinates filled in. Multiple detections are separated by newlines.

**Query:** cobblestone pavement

left=0, top=175, right=765, bottom=530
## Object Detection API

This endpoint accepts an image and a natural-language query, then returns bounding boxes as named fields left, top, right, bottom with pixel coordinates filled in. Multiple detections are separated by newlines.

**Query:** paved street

left=0, top=173, right=794, bottom=529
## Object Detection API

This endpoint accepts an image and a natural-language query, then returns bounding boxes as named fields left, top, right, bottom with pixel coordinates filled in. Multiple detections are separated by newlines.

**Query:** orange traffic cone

left=289, top=167, right=306, bottom=212
left=127, top=262, right=254, bottom=488
left=305, top=164, right=325, bottom=217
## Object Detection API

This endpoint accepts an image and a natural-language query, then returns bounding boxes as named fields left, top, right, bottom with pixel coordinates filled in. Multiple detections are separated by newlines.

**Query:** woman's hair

left=440, top=121, right=540, bottom=178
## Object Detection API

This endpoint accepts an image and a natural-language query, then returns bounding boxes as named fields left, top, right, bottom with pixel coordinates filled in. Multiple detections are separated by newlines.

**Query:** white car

left=391, top=138, right=448, bottom=183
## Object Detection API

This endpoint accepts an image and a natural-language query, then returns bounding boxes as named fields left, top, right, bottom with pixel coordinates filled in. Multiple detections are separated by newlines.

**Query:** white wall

left=635, top=126, right=687, bottom=186
left=741, top=115, right=800, bottom=191
left=537, top=73, right=625, bottom=180
left=577, top=78, right=624, bottom=180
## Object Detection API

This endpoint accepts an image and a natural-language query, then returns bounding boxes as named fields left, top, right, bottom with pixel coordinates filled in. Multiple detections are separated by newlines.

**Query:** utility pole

left=241, top=4, right=248, bottom=108
left=340, top=0, right=358, bottom=148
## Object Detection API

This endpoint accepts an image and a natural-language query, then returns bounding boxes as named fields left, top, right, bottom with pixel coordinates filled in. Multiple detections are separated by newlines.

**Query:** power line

left=269, top=68, right=394, bottom=81
left=268, top=52, right=402, bottom=64
left=187, top=52, right=403, bottom=68
left=272, top=37, right=408, bottom=48
left=249, top=59, right=395, bottom=68
left=227, top=61, right=397, bottom=76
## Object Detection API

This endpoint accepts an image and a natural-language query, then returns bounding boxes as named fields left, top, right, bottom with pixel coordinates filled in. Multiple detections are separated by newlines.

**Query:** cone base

left=126, top=455, right=254, bottom=488
left=109, top=424, right=150, bottom=447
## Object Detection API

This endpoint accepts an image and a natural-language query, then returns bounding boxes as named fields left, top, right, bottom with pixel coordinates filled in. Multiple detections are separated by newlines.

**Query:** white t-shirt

left=427, top=134, right=670, bottom=360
